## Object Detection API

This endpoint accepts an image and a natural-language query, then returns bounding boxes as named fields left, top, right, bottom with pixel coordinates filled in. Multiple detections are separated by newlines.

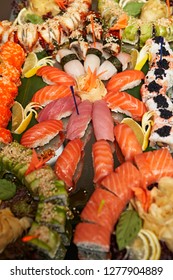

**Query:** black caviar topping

left=154, top=36, right=165, bottom=45
left=156, top=59, right=169, bottom=70
left=148, top=81, right=162, bottom=93
left=158, top=47, right=170, bottom=57
left=153, top=95, right=169, bottom=108
left=154, top=68, right=166, bottom=79
left=159, top=108, right=173, bottom=119
left=155, top=125, right=171, bottom=137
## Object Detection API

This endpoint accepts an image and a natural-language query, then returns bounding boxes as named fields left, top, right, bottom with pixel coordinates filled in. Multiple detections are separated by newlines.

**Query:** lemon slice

left=11, top=101, right=42, bottom=134
left=13, top=111, right=33, bottom=134
left=127, top=231, right=150, bottom=260
left=130, top=48, right=139, bottom=69
left=16, top=8, right=29, bottom=25
left=127, top=229, right=161, bottom=260
left=134, top=44, right=150, bottom=70
left=121, top=117, right=144, bottom=146
left=11, top=101, right=24, bottom=132
left=141, top=111, right=154, bottom=150
left=140, top=229, right=161, bottom=260
left=22, top=53, right=55, bottom=78
left=22, top=52, right=38, bottom=77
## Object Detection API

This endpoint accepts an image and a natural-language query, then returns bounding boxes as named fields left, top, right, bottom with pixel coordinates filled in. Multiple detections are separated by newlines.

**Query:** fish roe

left=0, top=127, right=12, bottom=144
left=0, top=41, right=26, bottom=70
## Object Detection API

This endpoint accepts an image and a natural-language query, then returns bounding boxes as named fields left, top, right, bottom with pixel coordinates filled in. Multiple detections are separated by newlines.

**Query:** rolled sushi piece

left=73, top=222, right=111, bottom=252
left=0, top=142, right=32, bottom=178
left=24, top=166, right=68, bottom=205
left=35, top=201, right=67, bottom=233
left=26, top=222, right=66, bottom=259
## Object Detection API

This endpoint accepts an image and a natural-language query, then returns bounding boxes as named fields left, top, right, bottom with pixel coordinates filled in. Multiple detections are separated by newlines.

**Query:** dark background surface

left=0, top=0, right=13, bottom=20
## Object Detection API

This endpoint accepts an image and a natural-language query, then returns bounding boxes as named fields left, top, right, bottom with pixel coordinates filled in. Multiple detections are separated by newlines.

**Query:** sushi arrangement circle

left=1, top=0, right=173, bottom=260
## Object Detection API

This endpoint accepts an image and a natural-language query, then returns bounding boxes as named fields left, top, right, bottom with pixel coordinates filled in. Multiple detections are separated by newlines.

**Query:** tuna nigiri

left=92, top=100, right=114, bottom=142
left=66, top=100, right=93, bottom=140
left=92, top=140, right=114, bottom=185
left=36, top=65, right=76, bottom=86
left=114, top=123, right=142, bottom=162
left=20, top=119, right=63, bottom=148
left=37, top=95, right=81, bottom=122
left=31, top=84, right=72, bottom=106
left=134, top=148, right=173, bottom=188
left=73, top=222, right=111, bottom=252
left=80, top=188, right=125, bottom=232
left=104, top=91, right=147, bottom=121
left=54, top=138, right=84, bottom=191
left=106, top=69, right=145, bottom=92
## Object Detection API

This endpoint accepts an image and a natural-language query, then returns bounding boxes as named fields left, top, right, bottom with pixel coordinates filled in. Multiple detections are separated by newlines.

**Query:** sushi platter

left=1, top=0, right=173, bottom=260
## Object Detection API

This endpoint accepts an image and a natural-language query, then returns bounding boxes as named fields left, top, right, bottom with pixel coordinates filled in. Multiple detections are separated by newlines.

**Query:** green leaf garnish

left=26, top=14, right=44, bottom=24
left=0, top=179, right=16, bottom=200
left=123, top=2, right=144, bottom=17
left=115, top=209, right=142, bottom=250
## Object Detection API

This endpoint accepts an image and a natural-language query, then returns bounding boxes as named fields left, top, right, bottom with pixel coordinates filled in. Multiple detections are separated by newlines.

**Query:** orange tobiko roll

left=0, top=127, right=12, bottom=144
left=0, top=41, right=25, bottom=70
left=0, top=78, right=18, bottom=99
left=0, top=105, right=12, bottom=128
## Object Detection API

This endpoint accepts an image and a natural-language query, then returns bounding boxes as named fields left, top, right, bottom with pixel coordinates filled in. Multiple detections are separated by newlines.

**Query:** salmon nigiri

left=134, top=148, right=173, bottom=188
left=54, top=138, right=84, bottom=191
left=36, top=65, right=76, bottom=86
left=31, top=84, right=72, bottom=106
left=106, top=69, right=145, bottom=92
left=114, top=123, right=142, bottom=162
left=104, top=90, right=147, bottom=121
left=92, top=140, right=114, bottom=186
left=20, top=119, right=63, bottom=148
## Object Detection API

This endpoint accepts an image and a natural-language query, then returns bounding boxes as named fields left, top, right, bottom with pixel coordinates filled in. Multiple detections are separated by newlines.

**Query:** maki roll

left=26, top=222, right=66, bottom=259
left=35, top=201, right=67, bottom=233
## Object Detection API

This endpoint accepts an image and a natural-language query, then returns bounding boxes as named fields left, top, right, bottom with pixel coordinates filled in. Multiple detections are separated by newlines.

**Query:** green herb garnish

left=0, top=179, right=17, bottom=200
left=115, top=209, right=142, bottom=250
left=26, top=14, right=44, bottom=24
left=123, top=2, right=144, bottom=17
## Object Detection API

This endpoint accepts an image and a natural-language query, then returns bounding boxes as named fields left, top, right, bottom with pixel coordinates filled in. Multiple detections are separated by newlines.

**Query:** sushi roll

left=35, top=201, right=67, bottom=233
left=73, top=222, right=111, bottom=252
left=24, top=166, right=68, bottom=204
left=80, top=188, right=125, bottom=232
left=26, top=222, right=66, bottom=259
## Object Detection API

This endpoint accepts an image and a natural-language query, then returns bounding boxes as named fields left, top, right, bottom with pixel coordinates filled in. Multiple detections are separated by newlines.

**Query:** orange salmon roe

left=0, top=60, right=21, bottom=86
left=0, top=41, right=26, bottom=70
left=0, top=127, right=12, bottom=144
left=0, top=78, right=18, bottom=98
left=0, top=105, right=12, bottom=128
